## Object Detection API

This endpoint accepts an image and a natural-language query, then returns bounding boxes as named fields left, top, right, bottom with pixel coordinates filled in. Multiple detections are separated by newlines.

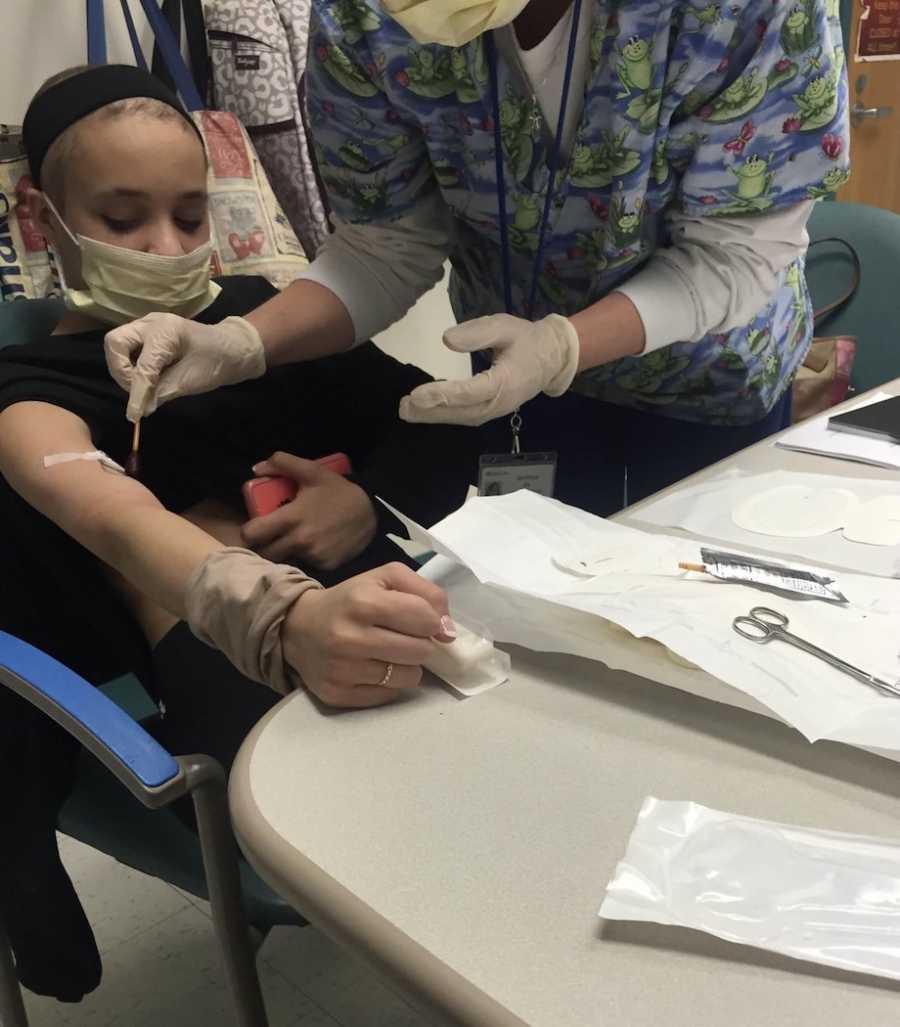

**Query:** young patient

left=0, top=65, right=475, bottom=1002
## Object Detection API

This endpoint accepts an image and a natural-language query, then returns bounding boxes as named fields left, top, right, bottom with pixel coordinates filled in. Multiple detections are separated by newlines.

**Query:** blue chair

left=0, top=635, right=269, bottom=1027
left=0, top=298, right=305, bottom=1026
left=806, top=201, right=900, bottom=393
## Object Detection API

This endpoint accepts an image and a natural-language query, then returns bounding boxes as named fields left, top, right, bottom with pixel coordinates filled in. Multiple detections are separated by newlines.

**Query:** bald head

left=33, top=66, right=199, bottom=211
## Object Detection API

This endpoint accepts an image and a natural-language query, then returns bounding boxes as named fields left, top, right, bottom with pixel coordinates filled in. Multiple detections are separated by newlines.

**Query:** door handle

left=851, top=102, right=894, bottom=123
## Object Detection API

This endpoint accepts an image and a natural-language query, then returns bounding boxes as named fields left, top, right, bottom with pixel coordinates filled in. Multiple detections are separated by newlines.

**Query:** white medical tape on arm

left=43, top=451, right=126, bottom=473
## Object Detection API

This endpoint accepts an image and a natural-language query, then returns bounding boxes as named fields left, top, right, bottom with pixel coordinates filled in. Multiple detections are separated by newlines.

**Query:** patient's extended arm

left=0, top=401, right=453, bottom=707
left=0, top=402, right=224, bottom=620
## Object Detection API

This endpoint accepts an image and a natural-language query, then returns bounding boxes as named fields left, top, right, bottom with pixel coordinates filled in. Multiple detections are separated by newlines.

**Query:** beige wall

left=1, top=0, right=162, bottom=125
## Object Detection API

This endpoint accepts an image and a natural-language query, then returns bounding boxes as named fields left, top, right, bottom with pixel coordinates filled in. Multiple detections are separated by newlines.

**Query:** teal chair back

left=0, top=296, right=65, bottom=347
left=806, top=202, right=900, bottom=393
left=0, top=297, right=301, bottom=930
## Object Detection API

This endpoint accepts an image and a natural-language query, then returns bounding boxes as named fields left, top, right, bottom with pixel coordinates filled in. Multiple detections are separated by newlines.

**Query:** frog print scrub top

left=306, top=0, right=849, bottom=425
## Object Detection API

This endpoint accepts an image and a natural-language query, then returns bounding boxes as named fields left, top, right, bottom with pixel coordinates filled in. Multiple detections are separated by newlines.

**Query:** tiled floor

left=17, top=281, right=460, bottom=1027
left=21, top=836, right=434, bottom=1027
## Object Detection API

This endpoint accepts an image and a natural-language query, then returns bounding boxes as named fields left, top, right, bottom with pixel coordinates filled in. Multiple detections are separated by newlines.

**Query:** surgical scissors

left=732, top=606, right=900, bottom=699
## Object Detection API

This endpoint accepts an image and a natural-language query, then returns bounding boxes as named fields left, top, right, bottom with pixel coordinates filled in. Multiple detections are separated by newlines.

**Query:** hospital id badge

left=478, top=452, right=557, bottom=498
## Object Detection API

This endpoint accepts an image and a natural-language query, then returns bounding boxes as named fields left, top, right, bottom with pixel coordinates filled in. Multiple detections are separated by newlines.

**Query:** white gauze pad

left=424, top=623, right=510, bottom=697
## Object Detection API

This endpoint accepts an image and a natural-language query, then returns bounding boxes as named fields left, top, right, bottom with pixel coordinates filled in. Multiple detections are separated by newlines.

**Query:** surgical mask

left=381, top=0, right=529, bottom=46
left=44, top=195, right=221, bottom=326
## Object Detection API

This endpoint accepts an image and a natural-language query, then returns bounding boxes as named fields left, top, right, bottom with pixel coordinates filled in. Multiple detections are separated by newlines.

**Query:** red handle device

left=242, top=453, right=352, bottom=518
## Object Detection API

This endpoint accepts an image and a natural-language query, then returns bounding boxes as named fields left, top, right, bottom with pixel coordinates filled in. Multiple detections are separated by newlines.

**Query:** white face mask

left=380, top=0, right=529, bottom=46
left=44, top=195, right=221, bottom=326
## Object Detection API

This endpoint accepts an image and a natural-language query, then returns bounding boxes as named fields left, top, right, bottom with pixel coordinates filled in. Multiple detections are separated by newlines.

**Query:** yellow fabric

left=380, top=0, right=528, bottom=46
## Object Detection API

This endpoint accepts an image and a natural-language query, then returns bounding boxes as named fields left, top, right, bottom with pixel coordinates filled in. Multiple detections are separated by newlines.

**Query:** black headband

left=23, top=64, right=200, bottom=188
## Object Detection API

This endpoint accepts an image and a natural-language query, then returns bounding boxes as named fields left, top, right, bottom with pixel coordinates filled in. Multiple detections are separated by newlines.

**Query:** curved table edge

left=229, top=696, right=529, bottom=1027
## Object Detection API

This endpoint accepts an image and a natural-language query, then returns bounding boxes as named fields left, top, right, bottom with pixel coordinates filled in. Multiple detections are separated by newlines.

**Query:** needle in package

left=678, top=547, right=848, bottom=605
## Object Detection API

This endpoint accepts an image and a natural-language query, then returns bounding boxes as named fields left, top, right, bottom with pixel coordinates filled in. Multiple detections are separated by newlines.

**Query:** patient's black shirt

left=0, top=277, right=476, bottom=684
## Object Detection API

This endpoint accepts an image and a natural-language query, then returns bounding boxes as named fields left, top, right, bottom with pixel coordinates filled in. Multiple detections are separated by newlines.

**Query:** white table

left=230, top=383, right=900, bottom=1027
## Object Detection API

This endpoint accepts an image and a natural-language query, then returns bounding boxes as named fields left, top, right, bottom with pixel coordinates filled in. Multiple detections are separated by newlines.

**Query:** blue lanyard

left=484, top=0, right=582, bottom=320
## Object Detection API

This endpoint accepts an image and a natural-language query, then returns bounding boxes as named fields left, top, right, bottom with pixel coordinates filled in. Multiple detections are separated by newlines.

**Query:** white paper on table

left=384, top=492, right=900, bottom=754
left=600, top=797, right=900, bottom=984
left=630, top=468, right=900, bottom=578
left=776, top=391, right=900, bottom=470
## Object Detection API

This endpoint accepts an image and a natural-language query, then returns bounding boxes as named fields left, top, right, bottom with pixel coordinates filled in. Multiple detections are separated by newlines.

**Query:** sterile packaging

left=424, top=623, right=510, bottom=696
left=600, top=797, right=900, bottom=982
left=383, top=492, right=900, bottom=756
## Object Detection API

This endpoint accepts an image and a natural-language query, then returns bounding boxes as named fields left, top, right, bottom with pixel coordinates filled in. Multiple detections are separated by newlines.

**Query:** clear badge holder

left=478, top=410, right=557, bottom=497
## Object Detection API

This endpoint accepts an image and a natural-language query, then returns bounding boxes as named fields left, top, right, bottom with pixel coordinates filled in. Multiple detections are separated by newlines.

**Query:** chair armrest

left=0, top=631, right=184, bottom=806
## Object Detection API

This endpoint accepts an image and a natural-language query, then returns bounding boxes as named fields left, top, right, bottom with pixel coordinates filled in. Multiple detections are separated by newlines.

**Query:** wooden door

left=840, top=0, right=900, bottom=210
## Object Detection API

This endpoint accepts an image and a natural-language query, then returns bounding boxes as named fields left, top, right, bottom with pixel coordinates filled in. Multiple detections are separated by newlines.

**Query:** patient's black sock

left=0, top=834, right=102, bottom=1002
left=0, top=693, right=101, bottom=1001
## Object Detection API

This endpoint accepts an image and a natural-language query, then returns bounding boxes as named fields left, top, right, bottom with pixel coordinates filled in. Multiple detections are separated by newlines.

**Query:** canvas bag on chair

left=0, top=124, right=60, bottom=302
left=88, top=0, right=310, bottom=290
left=202, top=0, right=330, bottom=258
left=791, top=238, right=860, bottom=423
left=1, top=0, right=308, bottom=305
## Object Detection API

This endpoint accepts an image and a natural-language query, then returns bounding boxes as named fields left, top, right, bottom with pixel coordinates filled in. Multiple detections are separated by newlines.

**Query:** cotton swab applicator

left=125, top=420, right=141, bottom=478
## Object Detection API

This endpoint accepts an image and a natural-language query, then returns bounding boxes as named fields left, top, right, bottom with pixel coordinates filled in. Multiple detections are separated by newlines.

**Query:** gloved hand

left=105, top=312, right=266, bottom=423
left=398, top=313, right=580, bottom=427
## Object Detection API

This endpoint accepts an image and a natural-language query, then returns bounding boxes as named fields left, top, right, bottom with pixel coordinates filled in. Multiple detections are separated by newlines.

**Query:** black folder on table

left=828, top=395, right=900, bottom=444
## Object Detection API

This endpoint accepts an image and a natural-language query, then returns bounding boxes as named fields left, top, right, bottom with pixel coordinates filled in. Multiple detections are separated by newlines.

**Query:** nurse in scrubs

left=106, top=0, right=849, bottom=513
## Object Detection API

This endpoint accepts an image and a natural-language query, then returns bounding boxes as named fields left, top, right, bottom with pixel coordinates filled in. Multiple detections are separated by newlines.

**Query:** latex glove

left=398, top=313, right=580, bottom=427
left=105, top=312, right=266, bottom=422
left=281, top=562, right=458, bottom=708
left=242, top=451, right=376, bottom=570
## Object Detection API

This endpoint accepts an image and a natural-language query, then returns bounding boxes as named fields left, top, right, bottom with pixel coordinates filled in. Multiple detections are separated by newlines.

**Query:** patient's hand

left=281, top=562, right=455, bottom=708
left=242, top=451, right=376, bottom=570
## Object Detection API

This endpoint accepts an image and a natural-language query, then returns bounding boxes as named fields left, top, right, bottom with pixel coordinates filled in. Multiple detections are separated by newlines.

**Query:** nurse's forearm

left=246, top=195, right=454, bottom=366
left=569, top=292, right=646, bottom=372
left=615, top=202, right=813, bottom=354
left=569, top=203, right=813, bottom=371
left=244, top=220, right=451, bottom=367
left=245, top=279, right=356, bottom=366
left=302, top=206, right=452, bottom=344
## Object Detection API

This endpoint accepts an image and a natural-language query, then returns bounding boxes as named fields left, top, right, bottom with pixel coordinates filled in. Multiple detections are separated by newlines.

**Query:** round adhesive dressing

left=843, top=496, right=900, bottom=547
left=732, top=485, right=859, bottom=538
